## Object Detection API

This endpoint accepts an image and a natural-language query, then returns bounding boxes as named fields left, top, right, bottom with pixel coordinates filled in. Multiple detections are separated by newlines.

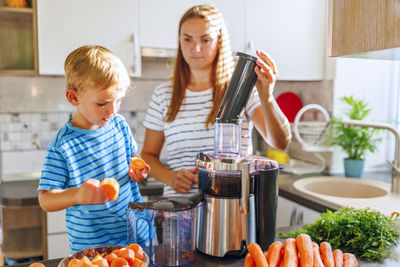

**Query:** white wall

left=330, top=57, right=400, bottom=173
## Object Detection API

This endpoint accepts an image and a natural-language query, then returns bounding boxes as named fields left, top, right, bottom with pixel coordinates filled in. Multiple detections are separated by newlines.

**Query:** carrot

left=130, top=157, right=146, bottom=171
left=248, top=243, right=269, bottom=267
left=244, top=253, right=256, bottom=267
left=91, top=255, right=109, bottom=267
left=320, top=241, right=334, bottom=267
left=311, top=242, right=324, bottom=267
left=343, top=253, right=358, bottom=267
left=126, top=243, right=144, bottom=260
left=110, top=257, right=129, bottom=267
left=100, top=178, right=120, bottom=201
left=283, top=238, right=298, bottom=267
left=29, top=263, right=45, bottom=267
left=67, top=259, right=80, bottom=267
left=295, top=234, right=313, bottom=267
left=333, top=249, right=343, bottom=267
left=266, top=241, right=283, bottom=267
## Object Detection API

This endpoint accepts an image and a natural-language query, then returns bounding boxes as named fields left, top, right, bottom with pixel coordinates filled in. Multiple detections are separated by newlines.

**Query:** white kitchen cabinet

left=246, top=0, right=327, bottom=80
left=37, top=0, right=141, bottom=76
left=140, top=0, right=246, bottom=53
left=276, top=196, right=320, bottom=228
left=46, top=210, right=69, bottom=259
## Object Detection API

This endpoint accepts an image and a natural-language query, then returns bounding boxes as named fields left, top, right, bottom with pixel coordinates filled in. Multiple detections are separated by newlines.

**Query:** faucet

left=342, top=119, right=400, bottom=194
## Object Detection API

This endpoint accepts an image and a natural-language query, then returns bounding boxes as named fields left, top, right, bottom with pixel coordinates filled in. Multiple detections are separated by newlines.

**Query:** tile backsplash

left=0, top=58, right=333, bottom=180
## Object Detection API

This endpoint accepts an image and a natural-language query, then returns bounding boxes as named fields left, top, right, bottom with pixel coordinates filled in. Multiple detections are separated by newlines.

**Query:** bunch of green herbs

left=278, top=207, right=400, bottom=262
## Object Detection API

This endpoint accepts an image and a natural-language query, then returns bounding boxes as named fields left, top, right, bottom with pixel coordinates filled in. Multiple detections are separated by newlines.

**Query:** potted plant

left=329, top=96, right=382, bottom=177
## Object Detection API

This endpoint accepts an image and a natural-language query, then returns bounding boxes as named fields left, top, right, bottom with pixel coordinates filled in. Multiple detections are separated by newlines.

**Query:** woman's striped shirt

left=38, top=114, right=149, bottom=253
left=143, top=84, right=261, bottom=196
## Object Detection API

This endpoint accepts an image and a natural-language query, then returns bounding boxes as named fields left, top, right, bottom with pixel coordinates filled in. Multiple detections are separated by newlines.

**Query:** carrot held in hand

left=283, top=238, right=298, bottom=267
left=266, top=241, right=283, bottom=267
left=343, top=253, right=358, bottom=267
left=333, top=249, right=343, bottom=267
left=295, top=233, right=313, bottom=267
left=320, top=241, right=334, bottom=267
left=247, top=243, right=269, bottom=267
left=130, top=157, right=147, bottom=171
left=244, top=253, right=256, bottom=267
left=311, top=242, right=324, bottom=267
left=100, top=178, right=120, bottom=201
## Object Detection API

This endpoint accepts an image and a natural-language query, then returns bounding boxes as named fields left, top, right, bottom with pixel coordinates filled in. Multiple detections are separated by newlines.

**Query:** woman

left=142, top=5, right=291, bottom=196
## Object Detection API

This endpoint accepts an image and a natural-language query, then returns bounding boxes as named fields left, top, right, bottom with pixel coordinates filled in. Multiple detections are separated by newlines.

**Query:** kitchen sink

left=293, top=176, right=389, bottom=199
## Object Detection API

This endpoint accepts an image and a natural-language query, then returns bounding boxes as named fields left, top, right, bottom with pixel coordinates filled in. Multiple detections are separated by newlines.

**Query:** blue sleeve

left=38, top=146, right=68, bottom=190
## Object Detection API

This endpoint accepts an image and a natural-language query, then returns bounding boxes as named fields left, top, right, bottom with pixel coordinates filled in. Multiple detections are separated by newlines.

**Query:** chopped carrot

left=104, top=253, right=118, bottom=265
left=67, top=259, right=80, bottom=267
left=112, top=248, right=135, bottom=265
left=100, top=178, right=120, bottom=201
left=130, top=157, right=146, bottom=171
left=109, top=257, right=129, bottom=267
left=91, top=255, right=109, bottom=267
left=126, top=243, right=144, bottom=260
left=131, top=258, right=145, bottom=267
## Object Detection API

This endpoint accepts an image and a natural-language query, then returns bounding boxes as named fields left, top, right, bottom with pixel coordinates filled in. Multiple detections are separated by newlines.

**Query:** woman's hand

left=254, top=50, right=279, bottom=102
left=75, top=179, right=108, bottom=205
left=129, top=165, right=150, bottom=182
left=172, top=167, right=199, bottom=194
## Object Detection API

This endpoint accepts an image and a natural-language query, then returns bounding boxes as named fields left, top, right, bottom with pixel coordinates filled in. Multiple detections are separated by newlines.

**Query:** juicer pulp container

left=127, top=196, right=201, bottom=266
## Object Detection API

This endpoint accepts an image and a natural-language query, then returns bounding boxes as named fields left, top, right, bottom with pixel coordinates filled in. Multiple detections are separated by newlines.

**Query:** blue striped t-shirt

left=38, top=114, right=149, bottom=253
left=143, top=84, right=261, bottom=196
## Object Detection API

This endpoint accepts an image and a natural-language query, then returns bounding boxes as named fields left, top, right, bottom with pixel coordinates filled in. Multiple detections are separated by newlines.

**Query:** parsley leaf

left=278, top=207, right=400, bottom=262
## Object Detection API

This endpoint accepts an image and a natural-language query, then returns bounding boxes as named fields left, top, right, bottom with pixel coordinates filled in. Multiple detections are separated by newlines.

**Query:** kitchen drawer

left=2, top=226, right=43, bottom=258
left=47, top=233, right=69, bottom=259
left=47, top=210, right=66, bottom=234
left=2, top=205, right=42, bottom=230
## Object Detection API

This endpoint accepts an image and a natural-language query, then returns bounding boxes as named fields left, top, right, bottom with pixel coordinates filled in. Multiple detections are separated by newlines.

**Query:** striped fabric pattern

left=38, top=114, right=149, bottom=253
left=143, top=83, right=261, bottom=196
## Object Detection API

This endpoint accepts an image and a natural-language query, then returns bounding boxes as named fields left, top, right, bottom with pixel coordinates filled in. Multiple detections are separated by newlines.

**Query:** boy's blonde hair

left=64, top=45, right=130, bottom=91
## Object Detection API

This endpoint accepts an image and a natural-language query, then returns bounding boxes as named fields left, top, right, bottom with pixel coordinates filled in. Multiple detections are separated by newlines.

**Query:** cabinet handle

left=132, top=33, right=136, bottom=74
left=297, top=211, right=304, bottom=226
left=289, top=208, right=297, bottom=226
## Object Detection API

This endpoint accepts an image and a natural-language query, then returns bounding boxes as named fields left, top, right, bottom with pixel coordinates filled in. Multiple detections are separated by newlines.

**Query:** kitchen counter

left=0, top=177, right=164, bottom=207
left=7, top=232, right=397, bottom=267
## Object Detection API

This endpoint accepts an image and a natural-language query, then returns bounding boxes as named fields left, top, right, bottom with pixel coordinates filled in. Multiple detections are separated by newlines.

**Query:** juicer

left=195, top=52, right=280, bottom=257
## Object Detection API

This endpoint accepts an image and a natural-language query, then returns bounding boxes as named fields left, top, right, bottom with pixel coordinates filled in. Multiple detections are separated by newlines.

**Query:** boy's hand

left=129, top=164, right=150, bottom=182
left=76, top=179, right=108, bottom=204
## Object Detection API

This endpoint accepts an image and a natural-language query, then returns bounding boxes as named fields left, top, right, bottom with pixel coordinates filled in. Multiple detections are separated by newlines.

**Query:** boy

left=38, top=45, right=149, bottom=253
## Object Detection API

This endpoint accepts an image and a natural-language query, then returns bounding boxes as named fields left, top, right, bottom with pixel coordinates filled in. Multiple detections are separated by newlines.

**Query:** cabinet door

left=246, top=0, right=326, bottom=80
left=47, top=233, right=70, bottom=259
left=47, top=210, right=66, bottom=234
left=277, top=196, right=320, bottom=228
left=37, top=0, right=141, bottom=76
left=140, top=0, right=245, bottom=52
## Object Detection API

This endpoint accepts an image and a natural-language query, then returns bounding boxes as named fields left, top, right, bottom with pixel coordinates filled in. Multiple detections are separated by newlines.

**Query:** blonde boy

left=38, top=45, right=149, bottom=253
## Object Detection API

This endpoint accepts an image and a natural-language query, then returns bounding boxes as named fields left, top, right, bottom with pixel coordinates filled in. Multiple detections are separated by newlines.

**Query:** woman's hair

left=64, top=45, right=130, bottom=92
left=165, top=5, right=234, bottom=128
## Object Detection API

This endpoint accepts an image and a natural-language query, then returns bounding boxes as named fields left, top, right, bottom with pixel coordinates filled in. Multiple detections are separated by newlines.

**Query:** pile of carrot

left=244, top=234, right=358, bottom=267
left=66, top=243, right=146, bottom=267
